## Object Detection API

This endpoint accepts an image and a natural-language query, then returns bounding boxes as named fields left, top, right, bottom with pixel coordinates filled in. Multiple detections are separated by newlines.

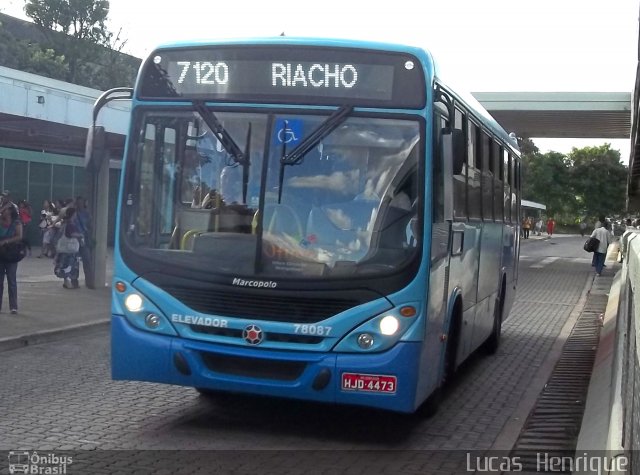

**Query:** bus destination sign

left=139, top=46, right=425, bottom=108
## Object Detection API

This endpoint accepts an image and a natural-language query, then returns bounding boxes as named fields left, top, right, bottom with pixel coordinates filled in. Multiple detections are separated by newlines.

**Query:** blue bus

left=94, top=38, right=521, bottom=414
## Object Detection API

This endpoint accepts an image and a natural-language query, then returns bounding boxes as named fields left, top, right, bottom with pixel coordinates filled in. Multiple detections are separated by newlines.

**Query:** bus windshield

left=121, top=107, right=421, bottom=281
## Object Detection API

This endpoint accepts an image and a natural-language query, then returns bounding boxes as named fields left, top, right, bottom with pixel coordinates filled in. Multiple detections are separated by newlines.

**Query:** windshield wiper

left=277, top=105, right=353, bottom=203
left=193, top=101, right=248, bottom=166
left=280, top=105, right=354, bottom=165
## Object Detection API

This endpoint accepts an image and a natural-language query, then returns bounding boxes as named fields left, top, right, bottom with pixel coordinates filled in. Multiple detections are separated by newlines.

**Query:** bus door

left=442, top=116, right=481, bottom=365
left=448, top=222, right=480, bottom=364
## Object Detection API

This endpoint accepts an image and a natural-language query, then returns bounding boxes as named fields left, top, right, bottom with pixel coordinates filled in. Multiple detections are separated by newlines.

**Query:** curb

left=490, top=270, right=594, bottom=451
left=0, top=319, right=110, bottom=353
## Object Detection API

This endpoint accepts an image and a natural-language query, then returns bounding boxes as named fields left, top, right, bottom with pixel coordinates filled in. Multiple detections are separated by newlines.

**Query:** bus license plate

left=341, top=373, right=397, bottom=393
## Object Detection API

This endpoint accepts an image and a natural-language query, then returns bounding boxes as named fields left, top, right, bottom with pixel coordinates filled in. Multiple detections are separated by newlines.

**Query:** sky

left=2, top=0, right=638, bottom=160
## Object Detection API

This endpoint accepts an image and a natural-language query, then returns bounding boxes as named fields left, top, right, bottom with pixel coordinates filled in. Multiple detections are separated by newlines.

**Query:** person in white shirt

left=591, top=216, right=612, bottom=276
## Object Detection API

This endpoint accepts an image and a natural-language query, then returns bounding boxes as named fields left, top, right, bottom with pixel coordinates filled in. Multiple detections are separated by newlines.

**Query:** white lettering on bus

left=171, top=314, right=228, bottom=328
left=232, top=277, right=277, bottom=288
left=176, top=61, right=229, bottom=85
left=271, top=63, right=358, bottom=89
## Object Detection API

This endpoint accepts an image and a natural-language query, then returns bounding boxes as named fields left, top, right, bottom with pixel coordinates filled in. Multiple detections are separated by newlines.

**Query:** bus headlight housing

left=114, top=279, right=177, bottom=336
left=333, top=303, right=420, bottom=353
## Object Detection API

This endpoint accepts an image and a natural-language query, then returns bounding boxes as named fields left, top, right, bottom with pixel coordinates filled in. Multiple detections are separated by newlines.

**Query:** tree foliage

left=1, top=1, right=138, bottom=89
left=520, top=141, right=628, bottom=222
left=25, top=0, right=111, bottom=84
left=24, top=0, right=109, bottom=42
left=568, top=144, right=627, bottom=218
left=521, top=150, right=574, bottom=217
left=0, top=21, right=69, bottom=77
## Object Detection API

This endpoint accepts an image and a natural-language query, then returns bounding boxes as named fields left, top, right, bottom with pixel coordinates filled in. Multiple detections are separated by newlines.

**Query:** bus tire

left=442, top=304, right=461, bottom=386
left=416, top=388, right=442, bottom=418
left=417, top=307, right=460, bottom=418
left=483, top=285, right=505, bottom=355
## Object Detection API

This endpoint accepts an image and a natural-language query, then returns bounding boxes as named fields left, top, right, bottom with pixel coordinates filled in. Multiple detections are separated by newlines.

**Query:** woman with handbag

left=0, top=206, right=24, bottom=313
left=53, top=207, right=82, bottom=289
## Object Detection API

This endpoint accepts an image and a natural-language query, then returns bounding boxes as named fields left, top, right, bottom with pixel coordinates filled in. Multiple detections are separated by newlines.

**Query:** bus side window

left=453, top=108, right=467, bottom=220
left=481, top=131, right=493, bottom=221
left=467, top=122, right=482, bottom=220
left=432, top=113, right=447, bottom=223
left=493, top=141, right=502, bottom=222
left=503, top=149, right=511, bottom=223
left=511, top=157, right=518, bottom=221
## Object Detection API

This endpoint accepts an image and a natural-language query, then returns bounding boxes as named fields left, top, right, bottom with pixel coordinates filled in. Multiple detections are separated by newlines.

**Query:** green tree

left=23, top=0, right=131, bottom=86
left=569, top=144, right=628, bottom=219
left=517, top=136, right=539, bottom=156
left=521, top=150, right=575, bottom=217
left=0, top=20, right=68, bottom=80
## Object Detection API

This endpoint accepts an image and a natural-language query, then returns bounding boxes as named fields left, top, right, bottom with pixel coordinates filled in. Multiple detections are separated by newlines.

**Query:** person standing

left=39, top=199, right=58, bottom=258
left=0, top=206, right=23, bottom=313
left=591, top=217, right=612, bottom=276
left=71, top=196, right=92, bottom=287
left=53, top=207, right=82, bottom=289
left=18, top=200, right=32, bottom=257
left=522, top=216, right=531, bottom=239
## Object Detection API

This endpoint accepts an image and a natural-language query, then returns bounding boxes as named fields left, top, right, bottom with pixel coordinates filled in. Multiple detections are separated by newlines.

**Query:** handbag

left=0, top=240, right=27, bottom=263
left=56, top=225, right=80, bottom=254
left=583, top=236, right=599, bottom=253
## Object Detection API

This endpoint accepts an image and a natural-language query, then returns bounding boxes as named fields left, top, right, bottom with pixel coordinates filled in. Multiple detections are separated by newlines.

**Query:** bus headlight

left=333, top=302, right=421, bottom=353
left=124, top=293, right=144, bottom=312
left=357, top=333, right=374, bottom=349
left=379, top=316, right=399, bottom=335
left=145, top=313, right=161, bottom=329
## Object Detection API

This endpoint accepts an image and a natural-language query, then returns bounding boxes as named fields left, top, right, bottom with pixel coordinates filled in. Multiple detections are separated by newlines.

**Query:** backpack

left=583, top=236, right=599, bottom=253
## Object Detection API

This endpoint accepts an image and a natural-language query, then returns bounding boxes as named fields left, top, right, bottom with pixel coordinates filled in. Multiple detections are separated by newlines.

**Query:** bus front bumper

left=111, top=315, right=420, bottom=413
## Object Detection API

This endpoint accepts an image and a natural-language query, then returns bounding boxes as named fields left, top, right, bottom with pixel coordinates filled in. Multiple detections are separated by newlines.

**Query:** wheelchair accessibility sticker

left=273, top=119, right=302, bottom=146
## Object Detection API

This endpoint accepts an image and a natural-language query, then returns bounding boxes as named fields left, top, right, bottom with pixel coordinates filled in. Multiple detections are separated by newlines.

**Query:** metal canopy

left=473, top=92, right=632, bottom=139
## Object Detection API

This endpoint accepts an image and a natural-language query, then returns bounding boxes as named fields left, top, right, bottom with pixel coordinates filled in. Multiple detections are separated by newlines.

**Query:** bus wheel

left=417, top=312, right=459, bottom=418
left=483, top=294, right=504, bottom=355
left=416, top=388, right=441, bottom=418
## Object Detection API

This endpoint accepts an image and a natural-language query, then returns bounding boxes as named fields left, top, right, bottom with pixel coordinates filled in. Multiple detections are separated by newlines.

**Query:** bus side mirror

left=441, top=128, right=464, bottom=175
left=84, top=125, right=106, bottom=172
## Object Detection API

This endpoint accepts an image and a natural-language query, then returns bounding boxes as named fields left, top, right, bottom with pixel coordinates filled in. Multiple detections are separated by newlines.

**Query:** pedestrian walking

left=579, top=220, right=587, bottom=237
left=591, top=216, right=612, bottom=276
left=535, top=218, right=544, bottom=236
left=0, top=206, right=24, bottom=313
left=546, top=217, right=556, bottom=237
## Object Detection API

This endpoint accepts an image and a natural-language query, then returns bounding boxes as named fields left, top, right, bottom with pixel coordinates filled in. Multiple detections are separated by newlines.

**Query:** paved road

left=0, top=235, right=607, bottom=474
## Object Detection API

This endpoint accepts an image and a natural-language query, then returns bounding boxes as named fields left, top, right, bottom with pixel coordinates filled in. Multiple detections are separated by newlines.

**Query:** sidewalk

left=0, top=247, right=112, bottom=352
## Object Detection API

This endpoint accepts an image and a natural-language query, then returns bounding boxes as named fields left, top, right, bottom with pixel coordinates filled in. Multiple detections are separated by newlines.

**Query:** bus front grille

left=200, top=352, right=307, bottom=381
left=164, top=286, right=361, bottom=323
left=190, top=325, right=324, bottom=344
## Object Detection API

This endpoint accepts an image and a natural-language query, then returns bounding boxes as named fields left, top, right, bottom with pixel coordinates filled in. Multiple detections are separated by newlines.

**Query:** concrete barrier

left=576, top=231, right=640, bottom=474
